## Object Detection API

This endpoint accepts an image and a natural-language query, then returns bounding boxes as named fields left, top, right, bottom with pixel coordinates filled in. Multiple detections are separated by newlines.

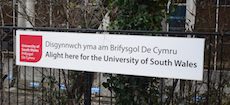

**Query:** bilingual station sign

left=16, top=30, right=205, bottom=80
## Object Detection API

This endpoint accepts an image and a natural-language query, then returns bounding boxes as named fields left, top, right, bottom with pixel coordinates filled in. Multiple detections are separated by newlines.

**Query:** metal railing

left=0, top=26, right=230, bottom=105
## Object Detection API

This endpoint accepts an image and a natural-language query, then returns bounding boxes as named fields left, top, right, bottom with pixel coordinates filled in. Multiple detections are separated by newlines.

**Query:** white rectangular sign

left=16, top=30, right=205, bottom=80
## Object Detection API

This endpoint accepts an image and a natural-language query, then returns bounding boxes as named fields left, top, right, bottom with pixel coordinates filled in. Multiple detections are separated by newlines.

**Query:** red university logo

left=20, top=35, right=42, bottom=62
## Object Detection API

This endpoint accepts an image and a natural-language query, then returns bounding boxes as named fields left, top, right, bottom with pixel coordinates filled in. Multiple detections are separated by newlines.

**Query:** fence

left=0, top=26, right=230, bottom=105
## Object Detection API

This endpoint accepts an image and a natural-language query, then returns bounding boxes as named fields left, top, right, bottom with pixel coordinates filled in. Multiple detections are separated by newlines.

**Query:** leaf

left=102, top=82, right=109, bottom=88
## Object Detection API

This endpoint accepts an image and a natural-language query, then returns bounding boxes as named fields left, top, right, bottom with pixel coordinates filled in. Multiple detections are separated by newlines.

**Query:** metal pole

left=66, top=0, right=69, bottom=28
left=0, top=22, right=3, bottom=105
left=49, top=0, right=52, bottom=27
left=160, top=79, right=164, bottom=105
left=84, top=72, right=92, bottom=105
left=207, top=36, right=212, bottom=105
left=213, top=0, right=220, bottom=79
left=218, top=33, right=223, bottom=105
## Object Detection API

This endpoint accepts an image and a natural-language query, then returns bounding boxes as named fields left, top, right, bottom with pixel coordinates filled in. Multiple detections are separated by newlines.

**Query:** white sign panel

left=16, top=30, right=205, bottom=80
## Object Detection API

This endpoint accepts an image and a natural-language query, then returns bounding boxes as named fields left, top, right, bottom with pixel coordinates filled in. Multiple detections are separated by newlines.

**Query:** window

left=168, top=2, right=186, bottom=31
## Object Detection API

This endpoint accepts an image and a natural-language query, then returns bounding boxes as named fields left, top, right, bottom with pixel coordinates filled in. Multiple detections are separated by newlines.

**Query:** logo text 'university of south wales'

left=20, top=35, right=42, bottom=62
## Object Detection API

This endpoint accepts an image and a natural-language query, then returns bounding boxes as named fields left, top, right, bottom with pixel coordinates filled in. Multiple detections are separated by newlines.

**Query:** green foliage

left=103, top=74, right=160, bottom=105
left=109, top=0, right=169, bottom=31
left=41, top=71, right=86, bottom=105
left=42, top=75, right=68, bottom=105
left=103, top=0, right=170, bottom=104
